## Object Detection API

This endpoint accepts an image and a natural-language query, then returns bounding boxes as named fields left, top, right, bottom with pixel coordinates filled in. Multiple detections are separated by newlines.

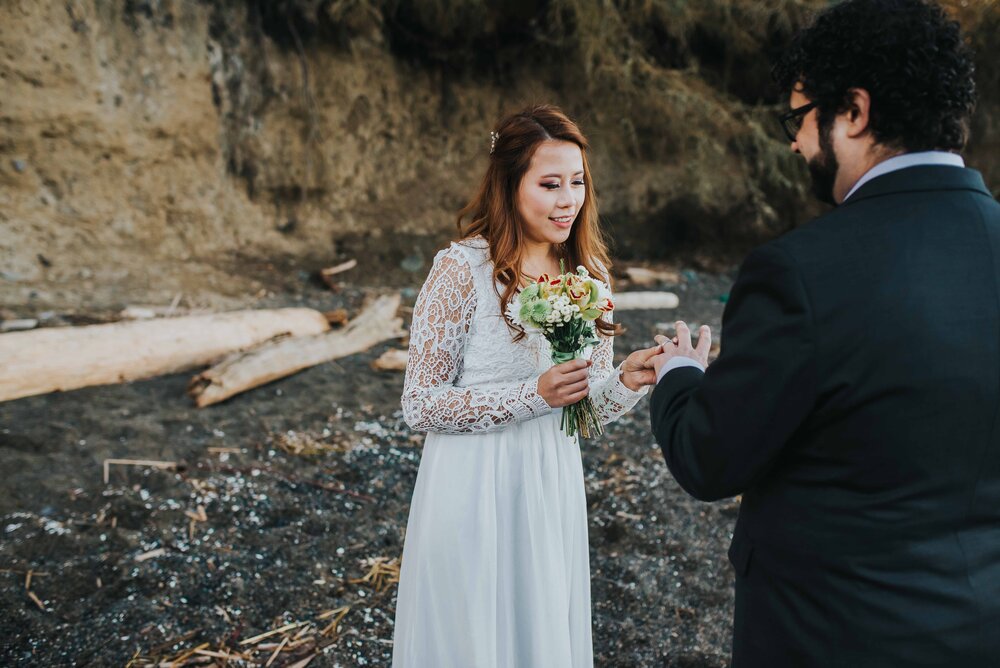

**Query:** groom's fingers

left=695, top=325, right=712, bottom=359
left=675, top=321, right=692, bottom=350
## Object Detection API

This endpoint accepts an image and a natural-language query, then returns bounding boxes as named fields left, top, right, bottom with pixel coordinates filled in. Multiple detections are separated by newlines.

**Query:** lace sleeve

left=588, top=286, right=648, bottom=426
left=401, top=246, right=553, bottom=434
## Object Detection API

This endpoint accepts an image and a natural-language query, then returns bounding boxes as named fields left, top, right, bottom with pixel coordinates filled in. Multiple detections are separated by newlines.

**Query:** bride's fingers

left=627, top=347, right=656, bottom=368
left=654, top=334, right=679, bottom=348
left=562, top=379, right=590, bottom=395
left=562, top=374, right=589, bottom=387
left=561, top=368, right=591, bottom=384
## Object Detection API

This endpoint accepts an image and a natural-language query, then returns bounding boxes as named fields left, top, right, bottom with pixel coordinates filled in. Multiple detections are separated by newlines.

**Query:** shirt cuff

left=656, top=356, right=705, bottom=383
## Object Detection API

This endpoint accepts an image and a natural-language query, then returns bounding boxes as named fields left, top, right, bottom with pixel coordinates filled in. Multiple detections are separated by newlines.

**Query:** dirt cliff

left=1, top=0, right=997, bottom=312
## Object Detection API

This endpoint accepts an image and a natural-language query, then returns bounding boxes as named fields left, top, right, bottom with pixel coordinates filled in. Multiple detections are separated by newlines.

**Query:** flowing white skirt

left=392, top=411, right=593, bottom=668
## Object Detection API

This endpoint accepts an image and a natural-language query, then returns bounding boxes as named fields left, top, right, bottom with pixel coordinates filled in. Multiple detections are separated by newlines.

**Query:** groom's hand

left=651, top=321, right=712, bottom=381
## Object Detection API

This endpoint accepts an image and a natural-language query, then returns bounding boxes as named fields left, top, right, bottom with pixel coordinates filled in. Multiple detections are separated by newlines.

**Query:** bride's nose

left=556, top=189, right=575, bottom=209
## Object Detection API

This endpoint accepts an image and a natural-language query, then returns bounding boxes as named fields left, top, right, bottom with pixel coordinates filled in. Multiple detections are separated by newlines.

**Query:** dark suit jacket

left=650, top=165, right=1000, bottom=667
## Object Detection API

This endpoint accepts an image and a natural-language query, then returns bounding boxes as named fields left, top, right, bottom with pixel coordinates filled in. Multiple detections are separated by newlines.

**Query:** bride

left=393, top=104, right=660, bottom=668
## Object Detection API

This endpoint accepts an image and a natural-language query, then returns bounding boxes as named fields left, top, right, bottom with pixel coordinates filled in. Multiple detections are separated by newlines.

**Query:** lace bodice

left=401, top=237, right=647, bottom=435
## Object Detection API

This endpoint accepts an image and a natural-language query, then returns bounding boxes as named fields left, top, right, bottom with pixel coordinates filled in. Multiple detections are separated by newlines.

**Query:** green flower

left=519, top=298, right=551, bottom=324
left=518, top=283, right=540, bottom=304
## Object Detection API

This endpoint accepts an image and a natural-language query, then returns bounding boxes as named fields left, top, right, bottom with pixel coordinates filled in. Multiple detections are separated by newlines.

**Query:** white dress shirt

left=656, top=150, right=966, bottom=384
left=842, top=150, right=964, bottom=201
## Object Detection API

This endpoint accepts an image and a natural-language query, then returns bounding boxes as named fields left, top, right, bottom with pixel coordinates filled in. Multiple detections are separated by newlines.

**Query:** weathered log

left=613, top=291, right=680, bottom=311
left=371, top=348, right=409, bottom=372
left=0, top=318, right=39, bottom=332
left=622, top=267, right=681, bottom=287
left=189, top=295, right=405, bottom=407
left=0, top=309, right=330, bottom=402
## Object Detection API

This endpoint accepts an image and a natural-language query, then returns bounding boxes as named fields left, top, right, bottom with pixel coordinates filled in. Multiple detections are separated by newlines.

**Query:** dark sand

left=1, top=266, right=737, bottom=667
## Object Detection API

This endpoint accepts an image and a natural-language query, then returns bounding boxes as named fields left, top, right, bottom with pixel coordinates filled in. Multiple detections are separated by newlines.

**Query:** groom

left=646, top=0, right=1000, bottom=665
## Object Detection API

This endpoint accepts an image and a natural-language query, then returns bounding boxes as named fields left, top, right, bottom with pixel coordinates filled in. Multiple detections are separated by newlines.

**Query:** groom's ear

left=843, top=87, right=873, bottom=138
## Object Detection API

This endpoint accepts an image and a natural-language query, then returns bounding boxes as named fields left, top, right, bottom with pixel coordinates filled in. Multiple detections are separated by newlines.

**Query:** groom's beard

left=808, top=147, right=840, bottom=204
left=807, top=122, right=838, bottom=205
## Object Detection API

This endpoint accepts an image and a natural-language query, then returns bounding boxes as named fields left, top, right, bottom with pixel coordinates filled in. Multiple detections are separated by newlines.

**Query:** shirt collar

left=842, top=151, right=965, bottom=202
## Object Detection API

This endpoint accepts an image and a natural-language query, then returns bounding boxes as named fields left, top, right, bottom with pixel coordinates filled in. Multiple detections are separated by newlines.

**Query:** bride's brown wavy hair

left=456, top=104, right=620, bottom=341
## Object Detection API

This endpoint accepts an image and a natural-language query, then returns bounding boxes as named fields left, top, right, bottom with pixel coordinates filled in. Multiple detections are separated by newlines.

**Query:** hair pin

left=490, top=131, right=500, bottom=155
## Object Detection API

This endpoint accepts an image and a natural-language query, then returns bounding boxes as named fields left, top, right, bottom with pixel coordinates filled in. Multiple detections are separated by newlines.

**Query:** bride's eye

left=541, top=182, right=560, bottom=190
left=572, top=179, right=585, bottom=187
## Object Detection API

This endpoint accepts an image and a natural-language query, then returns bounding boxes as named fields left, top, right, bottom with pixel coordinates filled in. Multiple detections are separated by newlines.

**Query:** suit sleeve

left=649, top=244, right=817, bottom=501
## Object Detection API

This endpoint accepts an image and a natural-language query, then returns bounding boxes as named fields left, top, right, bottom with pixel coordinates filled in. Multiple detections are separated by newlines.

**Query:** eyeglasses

left=778, top=101, right=818, bottom=142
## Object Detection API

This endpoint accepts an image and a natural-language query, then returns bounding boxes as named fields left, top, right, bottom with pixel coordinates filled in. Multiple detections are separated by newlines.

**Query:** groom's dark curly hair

left=772, top=0, right=976, bottom=152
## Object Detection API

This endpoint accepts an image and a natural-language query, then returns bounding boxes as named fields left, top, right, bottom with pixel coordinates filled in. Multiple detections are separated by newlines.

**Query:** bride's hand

left=538, top=359, right=592, bottom=408
left=620, top=345, right=663, bottom=391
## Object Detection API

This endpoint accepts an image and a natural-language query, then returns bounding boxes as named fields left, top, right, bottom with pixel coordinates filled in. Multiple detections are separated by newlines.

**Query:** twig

left=321, top=259, right=357, bottom=277
left=264, top=636, right=289, bottom=667
left=27, top=590, right=46, bottom=611
left=104, top=459, right=178, bottom=484
left=166, top=293, right=183, bottom=317
left=286, top=654, right=318, bottom=668
left=135, top=548, right=167, bottom=562
left=239, top=621, right=304, bottom=646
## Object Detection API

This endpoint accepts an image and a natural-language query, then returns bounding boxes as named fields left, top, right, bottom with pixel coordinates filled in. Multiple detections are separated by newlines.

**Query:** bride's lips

left=550, top=214, right=575, bottom=229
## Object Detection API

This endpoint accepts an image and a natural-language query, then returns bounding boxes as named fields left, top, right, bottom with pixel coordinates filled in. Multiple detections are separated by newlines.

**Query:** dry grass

left=125, top=554, right=403, bottom=665
left=348, top=556, right=401, bottom=594
left=126, top=554, right=402, bottom=665
left=273, top=429, right=352, bottom=456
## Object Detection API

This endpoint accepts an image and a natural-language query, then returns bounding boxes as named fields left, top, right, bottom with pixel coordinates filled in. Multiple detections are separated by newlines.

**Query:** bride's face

left=516, top=139, right=586, bottom=247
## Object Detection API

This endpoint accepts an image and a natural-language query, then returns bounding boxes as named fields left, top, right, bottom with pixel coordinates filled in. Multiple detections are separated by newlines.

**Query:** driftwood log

left=0, top=308, right=330, bottom=403
left=371, top=348, right=409, bottom=372
left=622, top=267, right=681, bottom=286
left=613, top=291, right=680, bottom=310
left=189, top=295, right=406, bottom=407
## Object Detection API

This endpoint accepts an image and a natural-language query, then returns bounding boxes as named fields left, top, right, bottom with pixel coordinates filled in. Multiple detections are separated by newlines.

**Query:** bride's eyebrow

left=539, top=170, right=585, bottom=178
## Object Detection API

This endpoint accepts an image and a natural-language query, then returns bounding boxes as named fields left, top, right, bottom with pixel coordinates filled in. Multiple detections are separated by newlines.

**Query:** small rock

left=400, top=253, right=424, bottom=273
left=11, top=159, right=26, bottom=173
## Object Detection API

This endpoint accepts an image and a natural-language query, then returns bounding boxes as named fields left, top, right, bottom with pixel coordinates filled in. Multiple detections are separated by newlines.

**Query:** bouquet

left=506, top=261, right=614, bottom=438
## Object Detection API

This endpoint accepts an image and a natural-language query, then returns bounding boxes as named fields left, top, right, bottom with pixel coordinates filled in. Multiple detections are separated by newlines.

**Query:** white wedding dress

left=393, top=236, right=647, bottom=668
